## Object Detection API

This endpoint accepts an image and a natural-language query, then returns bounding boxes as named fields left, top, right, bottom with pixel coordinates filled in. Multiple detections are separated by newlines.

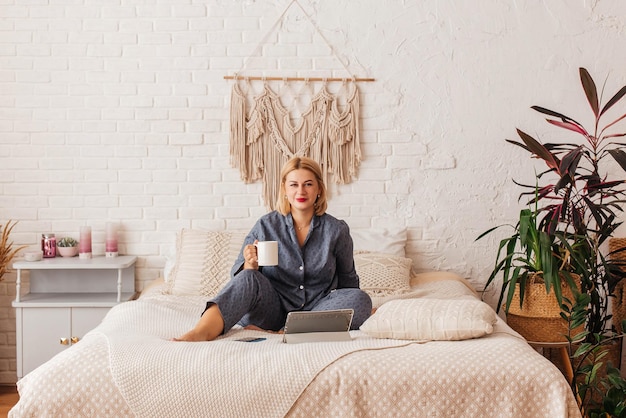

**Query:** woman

left=175, top=157, right=371, bottom=342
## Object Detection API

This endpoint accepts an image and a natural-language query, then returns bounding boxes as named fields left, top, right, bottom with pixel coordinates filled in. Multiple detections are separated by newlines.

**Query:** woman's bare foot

left=172, top=328, right=213, bottom=342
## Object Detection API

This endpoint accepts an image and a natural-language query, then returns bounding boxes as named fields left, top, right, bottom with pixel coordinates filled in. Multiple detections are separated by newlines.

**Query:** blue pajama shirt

left=208, top=211, right=372, bottom=332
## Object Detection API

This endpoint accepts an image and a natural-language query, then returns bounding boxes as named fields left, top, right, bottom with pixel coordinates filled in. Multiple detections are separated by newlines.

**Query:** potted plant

left=506, top=67, right=626, bottom=340
left=563, top=291, right=626, bottom=416
left=486, top=67, right=626, bottom=416
left=1, top=220, right=27, bottom=280
left=57, top=237, right=79, bottom=257
left=478, top=201, right=581, bottom=342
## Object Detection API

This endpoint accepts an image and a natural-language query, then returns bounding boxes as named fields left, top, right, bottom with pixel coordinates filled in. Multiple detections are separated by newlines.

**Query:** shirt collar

left=286, top=212, right=319, bottom=231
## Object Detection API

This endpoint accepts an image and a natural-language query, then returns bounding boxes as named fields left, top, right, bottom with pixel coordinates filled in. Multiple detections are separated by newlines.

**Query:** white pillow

left=354, top=251, right=413, bottom=308
left=351, top=227, right=407, bottom=257
left=360, top=298, right=497, bottom=341
left=164, top=229, right=246, bottom=297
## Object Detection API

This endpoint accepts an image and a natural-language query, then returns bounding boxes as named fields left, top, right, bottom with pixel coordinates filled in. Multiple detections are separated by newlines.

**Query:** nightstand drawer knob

left=71, top=337, right=80, bottom=344
left=59, top=338, right=69, bottom=345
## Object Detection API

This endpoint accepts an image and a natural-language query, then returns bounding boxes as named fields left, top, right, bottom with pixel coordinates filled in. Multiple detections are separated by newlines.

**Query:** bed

left=9, top=228, right=581, bottom=418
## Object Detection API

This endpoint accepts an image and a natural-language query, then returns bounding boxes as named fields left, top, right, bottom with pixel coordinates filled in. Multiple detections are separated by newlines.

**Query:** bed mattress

left=9, top=279, right=581, bottom=418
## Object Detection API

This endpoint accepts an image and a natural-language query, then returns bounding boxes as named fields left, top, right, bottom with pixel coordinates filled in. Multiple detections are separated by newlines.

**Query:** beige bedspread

left=10, top=279, right=581, bottom=418
left=289, top=322, right=581, bottom=417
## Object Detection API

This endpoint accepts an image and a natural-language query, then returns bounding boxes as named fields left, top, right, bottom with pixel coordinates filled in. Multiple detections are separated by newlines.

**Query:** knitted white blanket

left=96, top=294, right=412, bottom=418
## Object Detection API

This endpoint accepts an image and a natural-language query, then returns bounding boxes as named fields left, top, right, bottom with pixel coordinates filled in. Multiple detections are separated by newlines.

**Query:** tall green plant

left=507, top=68, right=626, bottom=337
left=568, top=314, right=626, bottom=417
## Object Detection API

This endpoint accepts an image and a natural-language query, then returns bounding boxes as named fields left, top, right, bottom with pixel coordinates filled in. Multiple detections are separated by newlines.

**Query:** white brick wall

left=1, top=0, right=626, bottom=384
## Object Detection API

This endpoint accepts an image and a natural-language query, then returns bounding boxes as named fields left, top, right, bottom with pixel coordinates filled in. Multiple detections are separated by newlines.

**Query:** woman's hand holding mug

left=243, top=240, right=259, bottom=270
left=243, top=240, right=279, bottom=270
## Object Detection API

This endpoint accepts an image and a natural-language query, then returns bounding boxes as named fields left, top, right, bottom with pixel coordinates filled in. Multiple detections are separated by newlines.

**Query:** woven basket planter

left=506, top=273, right=582, bottom=343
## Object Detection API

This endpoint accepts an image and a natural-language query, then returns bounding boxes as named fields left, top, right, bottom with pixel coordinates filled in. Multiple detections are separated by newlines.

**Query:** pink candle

left=79, top=226, right=92, bottom=259
left=105, top=222, right=118, bottom=257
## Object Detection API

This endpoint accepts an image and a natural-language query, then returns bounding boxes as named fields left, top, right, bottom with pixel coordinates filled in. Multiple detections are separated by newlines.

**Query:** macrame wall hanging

left=224, top=0, right=375, bottom=210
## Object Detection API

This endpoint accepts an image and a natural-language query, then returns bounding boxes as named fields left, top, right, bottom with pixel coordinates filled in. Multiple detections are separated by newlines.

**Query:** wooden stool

left=528, top=340, right=574, bottom=384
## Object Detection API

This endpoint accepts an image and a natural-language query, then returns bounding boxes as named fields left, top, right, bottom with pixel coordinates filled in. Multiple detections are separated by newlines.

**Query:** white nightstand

left=12, top=256, right=137, bottom=379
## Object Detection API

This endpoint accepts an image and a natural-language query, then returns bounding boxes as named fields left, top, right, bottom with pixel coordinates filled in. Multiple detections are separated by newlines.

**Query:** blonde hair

left=276, top=157, right=328, bottom=216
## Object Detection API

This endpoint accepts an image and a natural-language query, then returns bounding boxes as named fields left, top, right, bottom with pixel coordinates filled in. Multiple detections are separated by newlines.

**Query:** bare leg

left=173, top=304, right=225, bottom=342
left=243, top=324, right=284, bottom=334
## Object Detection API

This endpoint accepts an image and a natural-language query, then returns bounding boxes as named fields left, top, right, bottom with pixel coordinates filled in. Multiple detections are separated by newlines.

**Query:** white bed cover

left=9, top=279, right=581, bottom=418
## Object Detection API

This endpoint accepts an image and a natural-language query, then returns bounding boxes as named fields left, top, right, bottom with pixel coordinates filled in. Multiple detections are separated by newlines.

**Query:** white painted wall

left=1, top=0, right=626, bottom=383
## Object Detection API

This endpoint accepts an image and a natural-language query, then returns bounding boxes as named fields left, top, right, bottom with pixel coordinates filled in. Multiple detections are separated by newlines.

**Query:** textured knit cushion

left=360, top=298, right=497, bottom=341
left=164, top=229, right=246, bottom=297
left=351, top=227, right=407, bottom=257
left=354, top=252, right=413, bottom=307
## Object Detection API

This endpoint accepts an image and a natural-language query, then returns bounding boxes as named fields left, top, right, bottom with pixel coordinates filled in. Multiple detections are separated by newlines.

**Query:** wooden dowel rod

left=223, top=75, right=375, bottom=82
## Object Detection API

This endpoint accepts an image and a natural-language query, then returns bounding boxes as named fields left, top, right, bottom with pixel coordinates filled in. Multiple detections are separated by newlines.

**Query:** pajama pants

left=207, top=269, right=372, bottom=333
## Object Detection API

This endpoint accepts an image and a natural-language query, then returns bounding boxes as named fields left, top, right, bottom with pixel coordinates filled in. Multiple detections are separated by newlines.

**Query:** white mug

left=255, top=241, right=278, bottom=266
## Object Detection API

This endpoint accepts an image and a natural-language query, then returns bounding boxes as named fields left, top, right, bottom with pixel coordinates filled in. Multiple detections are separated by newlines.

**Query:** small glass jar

left=41, top=233, right=56, bottom=258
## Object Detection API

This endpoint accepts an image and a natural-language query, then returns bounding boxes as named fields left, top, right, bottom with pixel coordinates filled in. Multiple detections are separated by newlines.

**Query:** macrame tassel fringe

left=229, top=82, right=362, bottom=210
left=229, top=84, right=249, bottom=182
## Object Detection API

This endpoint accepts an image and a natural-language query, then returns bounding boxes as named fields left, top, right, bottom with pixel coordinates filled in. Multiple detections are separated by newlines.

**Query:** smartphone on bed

left=236, top=337, right=267, bottom=342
